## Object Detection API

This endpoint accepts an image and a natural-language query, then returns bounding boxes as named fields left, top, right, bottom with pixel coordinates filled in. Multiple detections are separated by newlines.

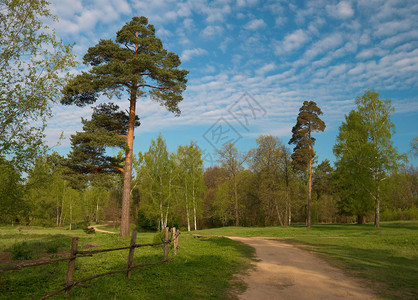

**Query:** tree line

left=1, top=98, right=416, bottom=230
left=1, top=2, right=416, bottom=233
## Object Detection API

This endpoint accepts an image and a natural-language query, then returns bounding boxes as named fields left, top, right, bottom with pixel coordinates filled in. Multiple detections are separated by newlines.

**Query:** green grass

left=0, top=226, right=254, bottom=299
left=1, top=222, right=416, bottom=299
left=195, top=221, right=418, bottom=300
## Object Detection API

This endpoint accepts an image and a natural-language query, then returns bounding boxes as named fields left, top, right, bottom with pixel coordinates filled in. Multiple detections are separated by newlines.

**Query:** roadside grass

left=0, top=226, right=254, bottom=299
left=195, top=221, right=418, bottom=300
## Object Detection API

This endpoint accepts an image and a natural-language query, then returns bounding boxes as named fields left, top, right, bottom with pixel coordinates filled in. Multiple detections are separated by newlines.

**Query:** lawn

left=0, top=226, right=254, bottom=299
left=0, top=222, right=416, bottom=299
left=195, top=221, right=418, bottom=300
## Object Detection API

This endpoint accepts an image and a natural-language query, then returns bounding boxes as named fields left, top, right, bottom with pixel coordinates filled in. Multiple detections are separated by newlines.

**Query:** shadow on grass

left=291, top=239, right=418, bottom=300
left=0, top=236, right=253, bottom=300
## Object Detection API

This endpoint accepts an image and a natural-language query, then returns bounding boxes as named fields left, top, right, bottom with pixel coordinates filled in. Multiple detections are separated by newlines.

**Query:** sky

left=45, top=0, right=418, bottom=167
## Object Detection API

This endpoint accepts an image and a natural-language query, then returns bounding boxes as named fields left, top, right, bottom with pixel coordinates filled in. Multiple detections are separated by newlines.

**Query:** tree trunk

left=96, top=198, right=99, bottom=223
left=120, top=91, right=137, bottom=237
left=185, top=181, right=191, bottom=232
left=275, top=204, right=284, bottom=227
left=69, top=200, right=72, bottom=231
left=193, top=181, right=197, bottom=231
left=308, top=157, right=312, bottom=228
left=375, top=181, right=380, bottom=228
left=56, top=195, right=60, bottom=227
left=234, top=174, right=239, bottom=226
left=357, top=215, right=366, bottom=224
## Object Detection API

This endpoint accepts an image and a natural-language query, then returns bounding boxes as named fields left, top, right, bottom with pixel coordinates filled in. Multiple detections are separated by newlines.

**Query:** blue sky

left=46, top=0, right=418, bottom=167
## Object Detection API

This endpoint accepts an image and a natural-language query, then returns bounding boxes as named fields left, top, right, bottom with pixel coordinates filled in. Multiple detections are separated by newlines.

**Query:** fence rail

left=0, top=227, right=180, bottom=300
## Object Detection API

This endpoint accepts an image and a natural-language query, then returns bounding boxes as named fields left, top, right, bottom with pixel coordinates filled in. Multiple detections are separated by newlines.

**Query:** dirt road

left=90, top=224, right=118, bottom=234
left=228, top=237, right=379, bottom=300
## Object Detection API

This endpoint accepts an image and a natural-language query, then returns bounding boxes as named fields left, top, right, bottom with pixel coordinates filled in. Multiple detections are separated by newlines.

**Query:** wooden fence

left=0, top=227, right=180, bottom=299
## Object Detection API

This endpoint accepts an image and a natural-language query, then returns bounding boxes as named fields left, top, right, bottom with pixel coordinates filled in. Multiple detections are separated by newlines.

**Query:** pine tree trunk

left=308, top=157, right=312, bottom=228
left=120, top=91, right=137, bottom=237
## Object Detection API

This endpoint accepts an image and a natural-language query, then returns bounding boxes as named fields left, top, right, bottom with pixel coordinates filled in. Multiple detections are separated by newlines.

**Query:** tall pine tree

left=289, top=101, right=325, bottom=228
left=62, top=16, right=188, bottom=236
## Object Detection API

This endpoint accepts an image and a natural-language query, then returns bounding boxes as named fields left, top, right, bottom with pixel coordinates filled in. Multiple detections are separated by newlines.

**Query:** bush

left=137, top=209, right=157, bottom=232
left=10, top=242, right=34, bottom=260
left=82, top=217, right=96, bottom=234
left=153, top=231, right=165, bottom=244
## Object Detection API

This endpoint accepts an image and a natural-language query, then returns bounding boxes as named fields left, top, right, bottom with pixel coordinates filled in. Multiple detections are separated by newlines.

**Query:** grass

left=0, top=226, right=254, bottom=299
left=195, top=221, right=418, bottom=300
left=0, top=222, right=416, bottom=299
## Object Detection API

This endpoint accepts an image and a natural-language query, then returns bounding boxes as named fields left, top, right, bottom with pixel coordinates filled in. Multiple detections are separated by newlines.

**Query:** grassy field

left=0, top=226, right=254, bottom=299
left=0, top=222, right=416, bottom=299
left=196, top=221, right=418, bottom=300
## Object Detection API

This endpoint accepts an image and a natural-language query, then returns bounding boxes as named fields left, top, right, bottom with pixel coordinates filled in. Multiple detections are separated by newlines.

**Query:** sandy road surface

left=228, top=237, right=379, bottom=300
left=90, top=224, right=118, bottom=234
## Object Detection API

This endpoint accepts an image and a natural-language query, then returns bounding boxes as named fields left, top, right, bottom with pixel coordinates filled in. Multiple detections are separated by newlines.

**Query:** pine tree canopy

left=67, top=103, right=138, bottom=174
left=289, top=101, right=326, bottom=169
left=61, top=16, right=188, bottom=116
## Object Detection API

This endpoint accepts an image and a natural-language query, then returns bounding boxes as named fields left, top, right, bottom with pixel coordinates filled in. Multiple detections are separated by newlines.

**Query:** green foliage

left=10, top=242, right=34, bottom=260
left=0, top=0, right=76, bottom=170
left=67, top=103, right=139, bottom=175
left=0, top=157, right=25, bottom=223
left=334, top=90, right=406, bottom=226
left=137, top=134, right=176, bottom=229
left=174, top=141, right=205, bottom=231
left=61, top=16, right=188, bottom=236
left=137, top=209, right=158, bottom=232
left=6, top=234, right=70, bottom=261
left=82, top=218, right=96, bottom=234
left=152, top=230, right=165, bottom=247
left=250, top=135, right=295, bottom=226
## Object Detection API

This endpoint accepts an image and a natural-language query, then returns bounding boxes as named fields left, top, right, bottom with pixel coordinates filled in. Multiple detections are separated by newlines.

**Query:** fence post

left=66, top=237, right=78, bottom=295
left=171, top=227, right=177, bottom=256
left=163, top=227, right=169, bottom=261
left=126, top=230, right=137, bottom=278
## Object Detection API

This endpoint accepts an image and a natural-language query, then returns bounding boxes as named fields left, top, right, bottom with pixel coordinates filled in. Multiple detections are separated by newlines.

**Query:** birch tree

left=175, top=141, right=204, bottom=231
left=216, top=142, right=246, bottom=226
left=0, top=0, right=75, bottom=169
left=139, top=134, right=176, bottom=230
left=334, top=90, right=404, bottom=227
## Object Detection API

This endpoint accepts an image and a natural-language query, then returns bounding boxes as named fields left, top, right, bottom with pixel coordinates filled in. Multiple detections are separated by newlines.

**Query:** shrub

left=82, top=217, right=96, bottom=234
left=137, top=209, right=157, bottom=232
left=11, top=242, right=34, bottom=260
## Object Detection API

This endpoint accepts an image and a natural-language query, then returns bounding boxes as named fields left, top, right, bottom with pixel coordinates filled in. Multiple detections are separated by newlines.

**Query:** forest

left=1, top=125, right=417, bottom=231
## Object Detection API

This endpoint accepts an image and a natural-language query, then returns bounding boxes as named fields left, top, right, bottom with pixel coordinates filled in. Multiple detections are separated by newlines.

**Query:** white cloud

left=303, top=33, right=344, bottom=61
left=256, top=63, right=276, bottom=76
left=181, top=48, right=209, bottom=62
left=244, top=19, right=266, bottom=30
left=375, top=20, right=413, bottom=38
left=275, top=29, right=310, bottom=55
left=326, top=1, right=354, bottom=19
left=201, top=25, right=223, bottom=37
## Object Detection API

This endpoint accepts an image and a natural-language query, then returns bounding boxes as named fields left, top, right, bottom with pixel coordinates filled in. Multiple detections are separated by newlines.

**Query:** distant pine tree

left=289, top=101, right=325, bottom=228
